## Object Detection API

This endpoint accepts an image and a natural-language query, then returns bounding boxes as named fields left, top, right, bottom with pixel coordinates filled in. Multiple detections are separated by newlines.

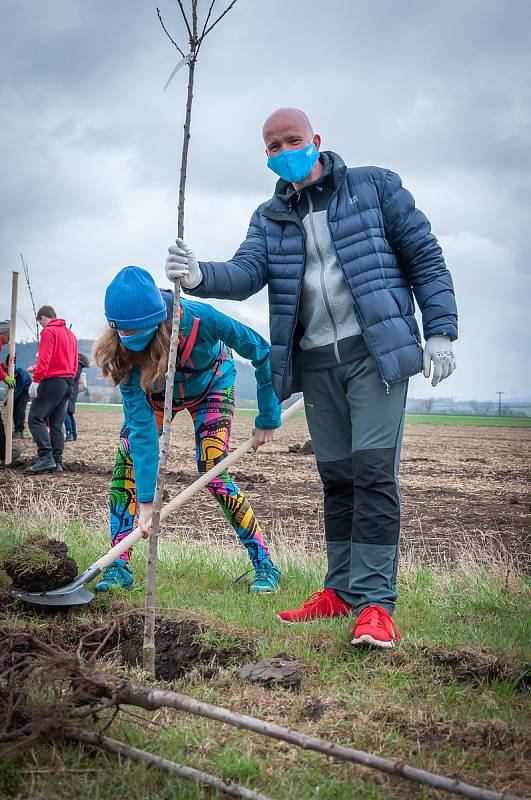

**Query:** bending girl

left=93, top=266, right=281, bottom=593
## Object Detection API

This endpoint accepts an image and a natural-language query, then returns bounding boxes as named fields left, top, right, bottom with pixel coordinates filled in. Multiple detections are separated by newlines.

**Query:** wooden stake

left=4, top=271, right=19, bottom=465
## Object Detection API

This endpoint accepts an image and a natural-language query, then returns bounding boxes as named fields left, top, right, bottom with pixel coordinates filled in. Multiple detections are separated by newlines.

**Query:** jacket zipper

left=264, top=178, right=392, bottom=395
left=307, top=191, right=341, bottom=364
left=326, top=196, right=391, bottom=394
left=262, top=208, right=307, bottom=400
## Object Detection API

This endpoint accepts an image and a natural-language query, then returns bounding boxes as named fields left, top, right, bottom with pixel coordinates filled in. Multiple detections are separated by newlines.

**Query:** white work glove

left=165, top=238, right=202, bottom=289
left=423, top=335, right=456, bottom=387
left=29, top=381, right=39, bottom=399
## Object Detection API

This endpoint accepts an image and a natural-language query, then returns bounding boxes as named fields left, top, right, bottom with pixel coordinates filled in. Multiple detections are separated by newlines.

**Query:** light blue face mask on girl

left=267, top=142, right=320, bottom=184
left=118, top=326, right=158, bottom=352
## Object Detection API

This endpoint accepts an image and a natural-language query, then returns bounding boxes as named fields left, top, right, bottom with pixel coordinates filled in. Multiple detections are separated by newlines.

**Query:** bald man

left=166, top=107, right=458, bottom=648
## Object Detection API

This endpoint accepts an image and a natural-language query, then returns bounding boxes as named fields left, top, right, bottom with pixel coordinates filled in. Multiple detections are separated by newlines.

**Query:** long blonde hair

left=93, top=322, right=171, bottom=393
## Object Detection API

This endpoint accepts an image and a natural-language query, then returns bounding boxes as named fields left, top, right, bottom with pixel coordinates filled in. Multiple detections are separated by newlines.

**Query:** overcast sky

left=1, top=0, right=530, bottom=399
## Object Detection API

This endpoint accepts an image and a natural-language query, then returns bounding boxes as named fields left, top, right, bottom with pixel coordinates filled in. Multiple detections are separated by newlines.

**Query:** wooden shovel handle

left=95, top=396, right=304, bottom=572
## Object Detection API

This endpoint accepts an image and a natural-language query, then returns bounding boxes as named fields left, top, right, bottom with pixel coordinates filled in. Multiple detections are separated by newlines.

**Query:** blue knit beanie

left=104, top=266, right=167, bottom=330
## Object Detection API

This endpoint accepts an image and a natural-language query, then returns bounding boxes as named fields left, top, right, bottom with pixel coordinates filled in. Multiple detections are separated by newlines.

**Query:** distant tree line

left=407, top=396, right=530, bottom=417
left=3, top=340, right=530, bottom=416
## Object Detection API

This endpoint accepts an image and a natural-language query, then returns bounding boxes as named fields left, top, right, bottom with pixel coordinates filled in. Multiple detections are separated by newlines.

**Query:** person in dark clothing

left=12, top=366, right=32, bottom=438
left=64, top=353, right=90, bottom=441
left=27, top=305, right=78, bottom=473
left=165, top=107, right=458, bottom=648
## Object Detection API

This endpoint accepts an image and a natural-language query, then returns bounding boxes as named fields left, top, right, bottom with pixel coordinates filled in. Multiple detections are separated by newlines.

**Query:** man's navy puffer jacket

left=190, top=152, right=458, bottom=400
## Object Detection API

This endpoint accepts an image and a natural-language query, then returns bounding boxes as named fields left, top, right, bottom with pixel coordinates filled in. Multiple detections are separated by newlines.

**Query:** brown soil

left=4, top=539, right=78, bottom=592
left=421, top=645, right=530, bottom=690
left=374, top=707, right=528, bottom=753
left=74, top=614, right=256, bottom=682
left=2, top=407, right=530, bottom=568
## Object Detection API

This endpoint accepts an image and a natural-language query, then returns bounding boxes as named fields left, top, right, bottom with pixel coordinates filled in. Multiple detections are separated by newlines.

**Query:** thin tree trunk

left=177, top=57, right=195, bottom=238
left=64, top=729, right=274, bottom=800
left=111, top=684, right=522, bottom=800
left=5, top=271, right=19, bottom=465
left=177, top=2, right=198, bottom=239
left=142, top=280, right=181, bottom=674
left=142, top=1, right=198, bottom=675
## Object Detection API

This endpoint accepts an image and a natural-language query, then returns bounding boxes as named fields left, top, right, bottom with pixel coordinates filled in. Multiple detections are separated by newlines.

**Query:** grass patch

left=405, top=413, right=531, bottom=426
left=72, top=404, right=531, bottom=427
left=0, top=513, right=529, bottom=800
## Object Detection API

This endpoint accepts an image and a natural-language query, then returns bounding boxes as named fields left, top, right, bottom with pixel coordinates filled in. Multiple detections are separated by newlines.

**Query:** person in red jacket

left=27, top=305, right=78, bottom=474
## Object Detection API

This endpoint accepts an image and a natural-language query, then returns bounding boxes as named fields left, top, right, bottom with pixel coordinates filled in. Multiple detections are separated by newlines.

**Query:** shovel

left=10, top=397, right=305, bottom=607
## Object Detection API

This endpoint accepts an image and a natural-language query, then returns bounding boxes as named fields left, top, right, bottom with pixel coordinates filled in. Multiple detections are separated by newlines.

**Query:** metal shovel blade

left=9, top=564, right=101, bottom=607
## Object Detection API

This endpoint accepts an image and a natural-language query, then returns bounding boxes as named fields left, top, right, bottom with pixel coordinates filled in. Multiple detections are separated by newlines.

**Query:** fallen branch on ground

left=64, top=728, right=273, bottom=800
left=0, top=630, right=523, bottom=800
left=110, top=683, right=522, bottom=800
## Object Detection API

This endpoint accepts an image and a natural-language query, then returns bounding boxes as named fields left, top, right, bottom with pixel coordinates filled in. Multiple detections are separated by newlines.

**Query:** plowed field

left=2, top=405, right=530, bottom=569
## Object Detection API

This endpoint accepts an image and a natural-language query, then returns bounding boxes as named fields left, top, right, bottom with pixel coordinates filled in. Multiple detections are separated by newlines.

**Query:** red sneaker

left=277, top=589, right=353, bottom=624
left=351, top=605, right=401, bottom=648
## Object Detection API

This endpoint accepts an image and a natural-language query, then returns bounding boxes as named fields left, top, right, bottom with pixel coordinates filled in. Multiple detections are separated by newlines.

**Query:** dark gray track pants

left=28, top=377, right=73, bottom=464
left=301, top=351, right=407, bottom=614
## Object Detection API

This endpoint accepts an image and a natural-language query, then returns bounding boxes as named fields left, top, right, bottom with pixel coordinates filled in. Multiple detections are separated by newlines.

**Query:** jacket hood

left=46, top=318, right=66, bottom=328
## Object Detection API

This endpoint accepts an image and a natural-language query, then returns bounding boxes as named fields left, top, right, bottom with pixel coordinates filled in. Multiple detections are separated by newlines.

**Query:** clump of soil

left=374, top=708, right=526, bottom=752
left=78, top=615, right=256, bottom=682
left=3, top=538, right=78, bottom=592
left=236, top=652, right=304, bottom=688
left=298, top=699, right=328, bottom=721
left=231, top=471, right=268, bottom=489
left=422, top=645, right=530, bottom=690
left=288, top=439, right=314, bottom=455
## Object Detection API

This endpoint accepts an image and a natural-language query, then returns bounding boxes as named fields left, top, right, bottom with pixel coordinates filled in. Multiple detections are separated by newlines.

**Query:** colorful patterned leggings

left=109, top=385, right=270, bottom=567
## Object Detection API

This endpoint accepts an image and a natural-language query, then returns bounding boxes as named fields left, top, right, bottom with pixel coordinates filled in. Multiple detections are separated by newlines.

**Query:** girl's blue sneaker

left=250, top=560, right=281, bottom=593
left=94, top=559, right=134, bottom=592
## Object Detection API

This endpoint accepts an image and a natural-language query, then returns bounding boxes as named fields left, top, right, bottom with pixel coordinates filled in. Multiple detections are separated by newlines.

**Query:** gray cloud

left=1, top=0, right=530, bottom=400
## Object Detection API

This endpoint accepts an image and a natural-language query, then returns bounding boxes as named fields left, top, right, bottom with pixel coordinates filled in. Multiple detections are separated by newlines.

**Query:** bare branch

left=200, top=0, right=216, bottom=40
left=1, top=629, right=523, bottom=800
left=16, top=310, right=38, bottom=339
left=20, top=252, right=39, bottom=341
left=64, top=729, right=274, bottom=800
left=191, top=0, right=198, bottom=38
left=194, top=0, right=216, bottom=58
left=176, top=0, right=193, bottom=40
left=113, top=684, right=520, bottom=800
left=201, top=0, right=238, bottom=39
left=156, top=7, right=186, bottom=57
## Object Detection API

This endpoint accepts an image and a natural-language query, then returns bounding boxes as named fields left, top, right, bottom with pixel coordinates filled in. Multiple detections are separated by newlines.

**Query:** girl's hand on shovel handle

left=138, top=502, right=153, bottom=539
left=251, top=428, right=276, bottom=452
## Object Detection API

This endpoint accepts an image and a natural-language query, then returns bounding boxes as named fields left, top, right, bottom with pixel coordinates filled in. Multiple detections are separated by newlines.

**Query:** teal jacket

left=119, top=295, right=281, bottom=502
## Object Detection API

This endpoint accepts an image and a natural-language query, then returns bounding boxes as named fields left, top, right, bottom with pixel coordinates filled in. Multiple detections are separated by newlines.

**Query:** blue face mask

left=118, top=326, right=158, bottom=352
left=267, top=142, right=320, bottom=184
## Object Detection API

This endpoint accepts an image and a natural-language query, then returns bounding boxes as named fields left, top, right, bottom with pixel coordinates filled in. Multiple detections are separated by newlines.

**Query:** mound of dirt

left=288, top=439, right=314, bottom=455
left=4, top=539, right=78, bottom=592
left=78, top=615, right=256, bottom=682
left=422, top=645, right=530, bottom=690
left=231, top=471, right=268, bottom=488
left=373, top=707, right=525, bottom=751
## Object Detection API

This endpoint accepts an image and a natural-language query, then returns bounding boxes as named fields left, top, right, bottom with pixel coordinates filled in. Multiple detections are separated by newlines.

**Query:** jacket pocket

left=389, top=288, right=421, bottom=343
